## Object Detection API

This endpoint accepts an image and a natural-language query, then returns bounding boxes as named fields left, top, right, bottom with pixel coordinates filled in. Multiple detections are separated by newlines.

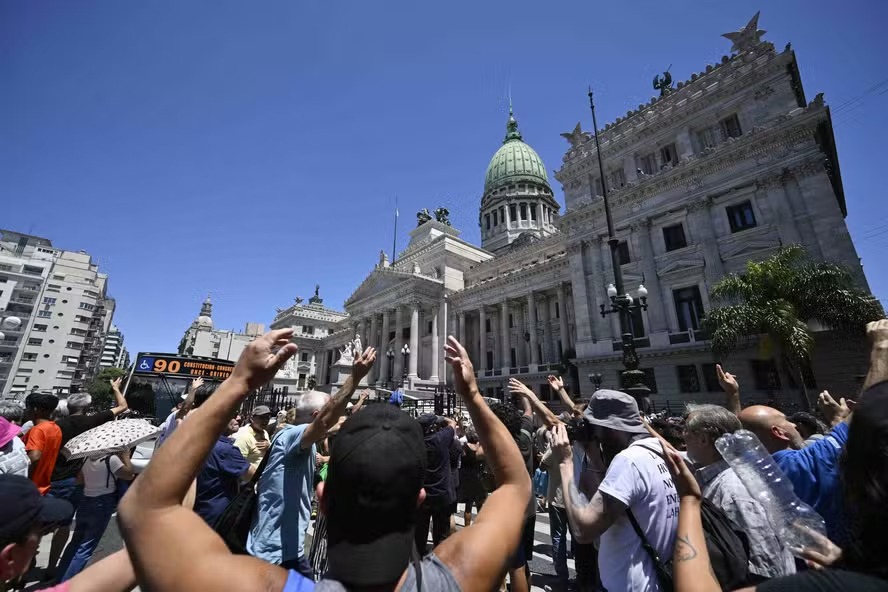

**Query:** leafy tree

left=703, top=245, right=882, bottom=408
left=83, top=367, right=127, bottom=410
left=307, top=376, right=317, bottom=390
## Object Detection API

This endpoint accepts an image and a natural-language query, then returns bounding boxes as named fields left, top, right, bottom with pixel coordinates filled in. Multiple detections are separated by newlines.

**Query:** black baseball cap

left=0, top=475, right=73, bottom=544
left=324, top=404, right=427, bottom=587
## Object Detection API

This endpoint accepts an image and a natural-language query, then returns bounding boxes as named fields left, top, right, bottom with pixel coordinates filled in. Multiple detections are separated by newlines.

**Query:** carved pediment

left=657, top=257, right=705, bottom=277
left=344, top=269, right=413, bottom=307
left=719, top=236, right=780, bottom=260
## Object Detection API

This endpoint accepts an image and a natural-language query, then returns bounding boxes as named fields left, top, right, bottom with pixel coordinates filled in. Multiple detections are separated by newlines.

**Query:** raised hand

left=817, top=390, right=851, bottom=426
left=444, top=336, right=477, bottom=397
left=644, top=419, right=701, bottom=500
left=866, top=319, right=888, bottom=347
left=547, top=375, right=564, bottom=391
left=716, top=364, right=739, bottom=396
left=190, top=377, right=205, bottom=393
left=352, top=347, right=377, bottom=380
left=359, top=389, right=370, bottom=399
left=508, top=378, right=534, bottom=398
left=549, top=423, right=572, bottom=466
left=110, top=377, right=123, bottom=391
left=231, top=329, right=298, bottom=391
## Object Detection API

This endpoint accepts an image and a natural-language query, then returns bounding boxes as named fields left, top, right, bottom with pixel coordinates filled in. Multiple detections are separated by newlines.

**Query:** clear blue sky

left=2, top=1, right=887, bottom=355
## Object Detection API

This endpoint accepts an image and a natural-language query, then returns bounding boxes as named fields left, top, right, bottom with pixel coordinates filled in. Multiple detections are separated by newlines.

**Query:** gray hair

left=685, top=404, right=741, bottom=442
left=292, top=390, right=329, bottom=424
left=0, top=402, right=24, bottom=423
left=67, top=392, right=92, bottom=413
left=53, top=399, right=69, bottom=419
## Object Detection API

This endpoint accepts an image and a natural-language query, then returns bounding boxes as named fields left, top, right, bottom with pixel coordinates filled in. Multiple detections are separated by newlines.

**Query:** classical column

left=526, top=292, right=540, bottom=365
left=380, top=309, right=391, bottom=384
left=430, top=306, right=440, bottom=382
left=500, top=299, right=510, bottom=370
left=567, top=241, right=593, bottom=347
left=369, top=314, right=379, bottom=383
left=393, top=306, right=404, bottom=380
left=478, top=306, right=487, bottom=372
left=634, top=221, right=668, bottom=333
left=539, top=294, right=552, bottom=363
left=458, top=311, right=466, bottom=345
left=688, top=199, right=724, bottom=285
left=557, top=283, right=571, bottom=356
left=409, top=302, right=420, bottom=380
left=600, top=240, right=622, bottom=339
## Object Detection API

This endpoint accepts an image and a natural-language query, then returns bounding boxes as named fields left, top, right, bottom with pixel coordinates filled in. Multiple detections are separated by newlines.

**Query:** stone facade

left=264, top=17, right=868, bottom=411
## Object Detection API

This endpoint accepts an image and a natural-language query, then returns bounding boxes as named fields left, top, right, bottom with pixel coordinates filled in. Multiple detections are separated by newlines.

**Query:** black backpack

left=629, top=445, right=751, bottom=591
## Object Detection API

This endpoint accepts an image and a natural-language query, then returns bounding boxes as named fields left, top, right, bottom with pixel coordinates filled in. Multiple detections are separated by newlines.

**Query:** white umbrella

left=63, top=418, right=162, bottom=460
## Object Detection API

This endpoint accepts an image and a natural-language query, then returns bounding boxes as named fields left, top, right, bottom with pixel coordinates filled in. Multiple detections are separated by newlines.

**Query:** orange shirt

left=23, top=421, right=62, bottom=494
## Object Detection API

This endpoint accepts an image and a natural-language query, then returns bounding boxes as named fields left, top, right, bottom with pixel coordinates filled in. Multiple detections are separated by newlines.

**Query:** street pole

left=588, top=87, right=652, bottom=413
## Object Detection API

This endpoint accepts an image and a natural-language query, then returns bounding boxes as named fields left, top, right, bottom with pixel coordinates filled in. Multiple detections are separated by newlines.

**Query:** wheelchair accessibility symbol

left=138, top=357, right=155, bottom=372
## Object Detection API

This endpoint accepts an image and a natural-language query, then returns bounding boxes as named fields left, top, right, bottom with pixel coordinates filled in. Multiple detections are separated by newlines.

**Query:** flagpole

left=392, top=196, right=399, bottom=263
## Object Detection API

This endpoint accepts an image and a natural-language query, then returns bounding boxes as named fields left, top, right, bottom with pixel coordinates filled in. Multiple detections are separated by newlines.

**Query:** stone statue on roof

left=434, top=207, right=451, bottom=226
left=417, top=208, right=432, bottom=226
left=653, top=67, right=673, bottom=97
left=722, top=11, right=766, bottom=54
left=560, top=122, right=589, bottom=148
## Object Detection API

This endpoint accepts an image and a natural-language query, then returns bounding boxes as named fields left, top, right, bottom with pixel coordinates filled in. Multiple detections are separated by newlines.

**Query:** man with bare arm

left=118, top=331, right=531, bottom=592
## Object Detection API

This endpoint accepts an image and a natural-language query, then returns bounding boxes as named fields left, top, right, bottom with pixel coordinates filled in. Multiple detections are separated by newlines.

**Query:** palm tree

left=703, top=245, right=882, bottom=408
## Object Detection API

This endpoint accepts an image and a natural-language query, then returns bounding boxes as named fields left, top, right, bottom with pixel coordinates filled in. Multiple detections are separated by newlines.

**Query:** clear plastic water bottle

left=715, top=429, right=829, bottom=556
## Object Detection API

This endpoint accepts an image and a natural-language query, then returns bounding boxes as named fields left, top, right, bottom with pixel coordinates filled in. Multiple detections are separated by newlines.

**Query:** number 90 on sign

left=154, top=359, right=181, bottom=374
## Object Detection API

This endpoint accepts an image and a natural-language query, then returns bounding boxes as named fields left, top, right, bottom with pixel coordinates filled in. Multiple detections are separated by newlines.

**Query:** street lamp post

left=401, top=344, right=410, bottom=386
left=589, top=372, right=603, bottom=391
left=386, top=347, right=395, bottom=390
left=588, top=87, right=653, bottom=413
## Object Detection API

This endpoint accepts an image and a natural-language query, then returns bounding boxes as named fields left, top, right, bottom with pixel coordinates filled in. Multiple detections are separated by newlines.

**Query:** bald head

left=738, top=405, right=804, bottom=453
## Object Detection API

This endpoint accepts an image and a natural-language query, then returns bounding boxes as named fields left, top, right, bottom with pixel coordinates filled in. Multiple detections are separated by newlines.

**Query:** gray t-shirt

left=309, top=554, right=460, bottom=592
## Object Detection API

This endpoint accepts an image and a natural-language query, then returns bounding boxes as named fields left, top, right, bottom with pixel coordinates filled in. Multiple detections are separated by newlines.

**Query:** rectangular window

left=640, top=153, right=656, bottom=175
left=609, top=168, right=626, bottom=189
left=500, top=207, right=505, bottom=225
left=695, top=127, right=718, bottom=150
left=493, top=211, right=498, bottom=226
left=37, top=310, right=52, bottom=318
left=300, top=352, right=309, bottom=362
left=45, top=285, right=60, bottom=293
left=43, top=297, right=56, bottom=305
left=673, top=286, right=705, bottom=331
left=537, top=343, right=543, bottom=363
left=485, top=318, right=491, bottom=333
left=303, top=325, right=314, bottom=335
left=510, top=348, right=517, bottom=367
left=720, top=114, right=742, bottom=139
left=593, top=177, right=604, bottom=196
left=33, top=324, right=47, bottom=332
left=297, top=373, right=307, bottom=390
left=660, top=143, right=678, bottom=166
left=23, top=265, right=43, bottom=276
left=485, top=214, right=491, bottom=230
left=509, top=204, right=517, bottom=224
left=508, top=314, right=513, bottom=329
left=530, top=204, right=537, bottom=221
left=677, top=365, right=701, bottom=393
left=630, top=306, right=646, bottom=338
left=79, top=302, right=95, bottom=311
left=617, top=241, right=631, bottom=265
left=520, top=203, right=528, bottom=220
left=21, top=353, right=37, bottom=361
left=701, top=363, right=722, bottom=392
left=28, top=338, right=43, bottom=346
left=751, top=359, right=782, bottom=390
left=485, top=351, right=494, bottom=369
left=555, top=301, right=560, bottom=319
left=726, top=201, right=757, bottom=233
left=663, top=224, right=688, bottom=251
left=427, top=320, right=433, bottom=335
left=66, top=341, right=82, bottom=350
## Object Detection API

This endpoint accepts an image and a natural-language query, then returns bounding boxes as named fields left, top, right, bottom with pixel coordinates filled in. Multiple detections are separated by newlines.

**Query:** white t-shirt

left=82, top=455, right=125, bottom=497
left=0, top=437, right=29, bottom=477
left=597, top=437, right=679, bottom=592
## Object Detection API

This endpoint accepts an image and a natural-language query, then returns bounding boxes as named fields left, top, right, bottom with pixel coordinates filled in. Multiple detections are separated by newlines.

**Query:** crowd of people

left=1, top=321, right=888, bottom=592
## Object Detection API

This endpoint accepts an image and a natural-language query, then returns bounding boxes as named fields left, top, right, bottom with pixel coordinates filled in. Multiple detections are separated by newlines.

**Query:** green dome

left=483, top=109, right=550, bottom=196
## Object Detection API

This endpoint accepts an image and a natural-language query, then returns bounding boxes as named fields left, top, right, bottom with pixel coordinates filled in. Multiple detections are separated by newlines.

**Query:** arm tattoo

left=674, top=534, right=698, bottom=562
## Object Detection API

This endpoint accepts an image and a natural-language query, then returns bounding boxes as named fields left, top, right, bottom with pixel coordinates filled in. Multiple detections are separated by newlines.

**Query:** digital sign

left=133, top=353, right=235, bottom=380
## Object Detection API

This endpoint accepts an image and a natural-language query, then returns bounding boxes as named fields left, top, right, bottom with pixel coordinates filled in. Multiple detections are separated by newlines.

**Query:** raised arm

left=110, top=377, right=129, bottom=417
left=716, top=364, right=741, bottom=417
left=350, top=389, right=371, bottom=414
left=548, top=375, right=583, bottom=417
left=300, top=347, right=376, bottom=449
left=176, top=377, right=204, bottom=421
left=118, top=329, right=297, bottom=592
left=435, top=337, right=531, bottom=592
left=67, top=549, right=137, bottom=592
left=862, top=319, right=888, bottom=392
left=509, top=378, right=561, bottom=428
left=553, top=424, right=621, bottom=542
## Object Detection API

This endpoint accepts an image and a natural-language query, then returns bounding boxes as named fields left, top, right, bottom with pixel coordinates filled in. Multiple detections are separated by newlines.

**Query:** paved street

left=25, top=502, right=574, bottom=591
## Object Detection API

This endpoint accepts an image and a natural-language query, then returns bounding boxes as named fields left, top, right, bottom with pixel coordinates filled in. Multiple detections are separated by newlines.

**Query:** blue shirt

left=772, top=421, right=848, bottom=542
left=194, top=437, right=250, bottom=526
left=248, top=423, right=316, bottom=563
